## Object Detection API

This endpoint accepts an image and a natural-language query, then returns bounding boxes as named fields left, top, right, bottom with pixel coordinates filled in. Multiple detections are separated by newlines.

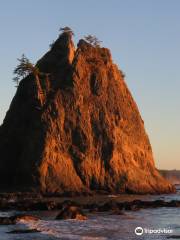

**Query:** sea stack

left=0, top=32, right=174, bottom=194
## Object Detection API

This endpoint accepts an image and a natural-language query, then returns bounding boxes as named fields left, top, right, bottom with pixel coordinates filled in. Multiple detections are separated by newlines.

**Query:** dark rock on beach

left=84, top=199, right=180, bottom=213
left=0, top=217, right=16, bottom=225
left=56, top=205, right=87, bottom=220
left=7, top=229, right=41, bottom=234
left=97, top=201, right=119, bottom=212
left=0, top=214, right=40, bottom=225
left=1, top=195, right=180, bottom=213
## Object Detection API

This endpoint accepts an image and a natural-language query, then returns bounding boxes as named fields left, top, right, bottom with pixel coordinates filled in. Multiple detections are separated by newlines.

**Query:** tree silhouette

left=49, top=40, right=55, bottom=49
left=84, top=35, right=102, bottom=47
left=13, top=54, right=39, bottom=87
left=59, top=26, right=74, bottom=36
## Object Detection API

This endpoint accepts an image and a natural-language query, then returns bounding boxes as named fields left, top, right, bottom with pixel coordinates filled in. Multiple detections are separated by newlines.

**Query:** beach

left=0, top=186, right=180, bottom=240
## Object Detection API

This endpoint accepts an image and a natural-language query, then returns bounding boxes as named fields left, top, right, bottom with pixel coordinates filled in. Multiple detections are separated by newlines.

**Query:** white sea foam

left=17, top=208, right=180, bottom=240
left=1, top=189, right=180, bottom=240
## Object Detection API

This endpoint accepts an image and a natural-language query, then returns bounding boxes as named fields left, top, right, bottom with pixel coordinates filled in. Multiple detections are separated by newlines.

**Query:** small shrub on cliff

left=84, top=35, right=102, bottom=47
left=119, top=70, right=126, bottom=79
left=49, top=40, right=55, bottom=49
left=59, top=26, right=74, bottom=36
left=13, top=54, right=39, bottom=86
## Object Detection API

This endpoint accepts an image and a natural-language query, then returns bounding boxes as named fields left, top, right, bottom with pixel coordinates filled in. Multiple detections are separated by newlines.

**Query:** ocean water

left=0, top=188, right=180, bottom=240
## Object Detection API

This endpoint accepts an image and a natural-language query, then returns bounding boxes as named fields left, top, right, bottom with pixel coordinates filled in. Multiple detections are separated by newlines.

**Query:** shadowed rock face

left=0, top=32, right=174, bottom=194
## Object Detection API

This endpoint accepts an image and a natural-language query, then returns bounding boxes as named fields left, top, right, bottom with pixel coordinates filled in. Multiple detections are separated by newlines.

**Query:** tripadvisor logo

left=135, top=227, right=143, bottom=235
left=135, top=226, right=173, bottom=235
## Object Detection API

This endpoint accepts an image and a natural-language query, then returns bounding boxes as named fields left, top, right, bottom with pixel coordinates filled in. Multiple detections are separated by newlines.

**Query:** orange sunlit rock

left=0, top=32, right=174, bottom=194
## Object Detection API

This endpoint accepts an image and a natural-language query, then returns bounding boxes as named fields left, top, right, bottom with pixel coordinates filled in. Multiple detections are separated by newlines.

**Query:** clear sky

left=0, top=0, right=179, bottom=170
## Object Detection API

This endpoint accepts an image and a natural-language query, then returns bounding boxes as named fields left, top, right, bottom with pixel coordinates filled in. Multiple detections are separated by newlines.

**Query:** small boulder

left=167, top=200, right=180, bottom=207
left=56, top=205, right=87, bottom=220
left=0, top=217, right=16, bottom=225
left=14, top=214, right=40, bottom=222
left=0, top=214, right=40, bottom=225
left=110, top=210, right=125, bottom=215
left=98, top=201, right=118, bottom=212
left=124, top=203, right=140, bottom=211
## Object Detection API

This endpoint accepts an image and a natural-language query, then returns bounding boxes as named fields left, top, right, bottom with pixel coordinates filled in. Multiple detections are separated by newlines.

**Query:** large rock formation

left=0, top=32, right=174, bottom=194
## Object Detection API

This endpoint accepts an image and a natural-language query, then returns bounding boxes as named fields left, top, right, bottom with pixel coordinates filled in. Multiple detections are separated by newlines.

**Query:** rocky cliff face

left=0, top=32, right=174, bottom=194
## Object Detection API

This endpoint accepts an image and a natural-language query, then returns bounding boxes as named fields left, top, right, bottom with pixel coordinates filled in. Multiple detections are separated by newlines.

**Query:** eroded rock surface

left=0, top=32, right=174, bottom=194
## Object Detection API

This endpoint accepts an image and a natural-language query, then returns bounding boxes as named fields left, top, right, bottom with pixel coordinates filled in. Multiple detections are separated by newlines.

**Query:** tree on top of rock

left=84, top=35, right=102, bottom=47
left=13, top=54, right=39, bottom=87
left=59, top=26, right=74, bottom=36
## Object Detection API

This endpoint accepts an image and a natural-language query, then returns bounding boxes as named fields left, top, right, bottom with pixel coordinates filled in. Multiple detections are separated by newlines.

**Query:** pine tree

left=59, top=26, right=74, bottom=36
left=84, top=35, right=102, bottom=47
left=13, top=54, right=39, bottom=87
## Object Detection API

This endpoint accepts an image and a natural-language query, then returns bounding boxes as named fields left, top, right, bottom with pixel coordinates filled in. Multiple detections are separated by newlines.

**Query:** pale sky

left=0, top=0, right=179, bottom=169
